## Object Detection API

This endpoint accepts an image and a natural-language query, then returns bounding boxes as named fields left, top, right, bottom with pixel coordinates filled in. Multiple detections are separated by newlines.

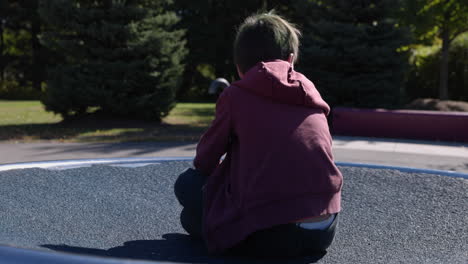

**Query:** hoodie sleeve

left=194, top=89, right=232, bottom=176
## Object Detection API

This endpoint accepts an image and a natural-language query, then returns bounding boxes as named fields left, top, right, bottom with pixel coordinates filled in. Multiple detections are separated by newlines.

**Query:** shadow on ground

left=42, top=233, right=325, bottom=264
left=0, top=121, right=206, bottom=142
left=29, top=141, right=197, bottom=157
left=433, top=163, right=468, bottom=172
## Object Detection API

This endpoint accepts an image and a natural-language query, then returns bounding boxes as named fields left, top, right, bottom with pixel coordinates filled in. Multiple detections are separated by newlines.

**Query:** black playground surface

left=0, top=161, right=466, bottom=263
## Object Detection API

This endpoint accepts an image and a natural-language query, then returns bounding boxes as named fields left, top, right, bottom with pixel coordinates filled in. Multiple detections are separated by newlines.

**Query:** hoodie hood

left=232, top=60, right=330, bottom=115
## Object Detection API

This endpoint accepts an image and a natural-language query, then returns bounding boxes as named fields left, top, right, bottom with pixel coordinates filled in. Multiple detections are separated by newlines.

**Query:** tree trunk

left=176, top=63, right=196, bottom=100
left=438, top=26, right=450, bottom=100
left=24, top=0, right=43, bottom=91
left=0, top=21, right=4, bottom=82
left=31, top=16, right=42, bottom=91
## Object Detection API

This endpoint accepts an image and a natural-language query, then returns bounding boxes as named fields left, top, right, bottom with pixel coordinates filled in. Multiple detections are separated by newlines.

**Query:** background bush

left=0, top=80, right=43, bottom=100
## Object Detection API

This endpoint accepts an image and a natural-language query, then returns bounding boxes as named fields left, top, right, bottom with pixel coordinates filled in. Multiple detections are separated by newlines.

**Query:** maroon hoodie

left=194, top=60, right=343, bottom=253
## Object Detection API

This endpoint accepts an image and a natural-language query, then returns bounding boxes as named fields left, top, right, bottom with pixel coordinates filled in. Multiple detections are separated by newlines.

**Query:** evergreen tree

left=294, top=0, right=409, bottom=108
left=39, top=0, right=187, bottom=121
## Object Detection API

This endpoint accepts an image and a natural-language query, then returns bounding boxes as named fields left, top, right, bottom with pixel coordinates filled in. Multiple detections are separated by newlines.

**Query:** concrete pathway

left=1, top=136, right=467, bottom=173
left=332, top=137, right=468, bottom=173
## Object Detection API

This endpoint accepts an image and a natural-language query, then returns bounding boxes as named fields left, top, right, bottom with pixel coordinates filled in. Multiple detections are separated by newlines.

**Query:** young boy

left=174, top=12, right=343, bottom=257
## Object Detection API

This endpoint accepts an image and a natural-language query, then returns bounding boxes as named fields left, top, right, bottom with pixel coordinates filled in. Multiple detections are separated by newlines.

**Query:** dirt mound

left=405, top=98, right=468, bottom=112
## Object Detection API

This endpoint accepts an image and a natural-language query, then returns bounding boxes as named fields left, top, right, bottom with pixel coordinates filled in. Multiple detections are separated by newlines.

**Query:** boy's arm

left=193, top=89, right=232, bottom=176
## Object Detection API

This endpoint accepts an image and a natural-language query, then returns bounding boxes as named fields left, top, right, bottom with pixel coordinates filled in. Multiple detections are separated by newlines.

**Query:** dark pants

left=174, top=168, right=205, bottom=238
left=174, top=168, right=338, bottom=257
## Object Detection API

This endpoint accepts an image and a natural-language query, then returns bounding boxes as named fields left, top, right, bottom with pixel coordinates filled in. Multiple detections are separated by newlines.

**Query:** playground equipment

left=0, top=157, right=467, bottom=263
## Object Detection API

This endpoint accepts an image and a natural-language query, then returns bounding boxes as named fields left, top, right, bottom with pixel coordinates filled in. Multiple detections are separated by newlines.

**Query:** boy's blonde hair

left=234, top=11, right=301, bottom=74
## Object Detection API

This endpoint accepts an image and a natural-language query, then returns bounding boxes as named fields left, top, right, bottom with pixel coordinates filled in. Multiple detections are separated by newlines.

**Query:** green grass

left=0, top=100, right=62, bottom=125
left=164, top=103, right=215, bottom=126
left=0, top=100, right=215, bottom=142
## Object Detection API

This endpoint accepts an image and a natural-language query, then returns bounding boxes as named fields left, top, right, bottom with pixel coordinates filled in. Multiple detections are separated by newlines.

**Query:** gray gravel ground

left=0, top=161, right=466, bottom=264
